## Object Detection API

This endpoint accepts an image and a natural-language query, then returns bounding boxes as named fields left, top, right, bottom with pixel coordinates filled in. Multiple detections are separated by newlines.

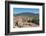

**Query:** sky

left=13, top=8, right=39, bottom=14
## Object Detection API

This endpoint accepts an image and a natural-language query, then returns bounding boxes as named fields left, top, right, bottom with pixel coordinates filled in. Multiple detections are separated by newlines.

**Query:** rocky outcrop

left=13, top=16, right=38, bottom=28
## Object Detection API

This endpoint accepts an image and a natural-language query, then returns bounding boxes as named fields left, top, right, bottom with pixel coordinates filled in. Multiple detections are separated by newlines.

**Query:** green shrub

left=32, top=17, right=39, bottom=25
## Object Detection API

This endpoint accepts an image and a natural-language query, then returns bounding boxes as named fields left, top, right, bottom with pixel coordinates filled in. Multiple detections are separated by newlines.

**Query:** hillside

left=14, top=12, right=39, bottom=17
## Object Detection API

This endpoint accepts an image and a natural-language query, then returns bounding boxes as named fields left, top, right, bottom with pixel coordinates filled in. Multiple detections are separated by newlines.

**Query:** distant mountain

left=14, top=12, right=39, bottom=16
